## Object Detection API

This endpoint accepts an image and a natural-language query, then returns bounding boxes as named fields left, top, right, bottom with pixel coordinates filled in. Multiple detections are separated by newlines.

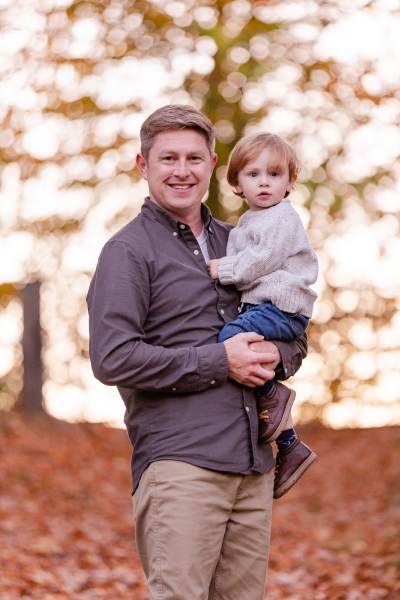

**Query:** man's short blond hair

left=140, top=105, right=217, bottom=160
left=227, top=132, right=301, bottom=198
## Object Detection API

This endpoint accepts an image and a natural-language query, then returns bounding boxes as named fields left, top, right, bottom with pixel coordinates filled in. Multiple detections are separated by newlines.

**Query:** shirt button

left=173, top=232, right=178, bottom=237
left=210, top=380, right=215, bottom=385
left=220, top=309, right=225, bottom=315
left=285, top=368, right=288, bottom=374
left=172, top=387, right=176, bottom=391
left=245, top=406, right=250, bottom=412
left=194, top=249, right=199, bottom=255
left=180, top=224, right=185, bottom=229
left=237, top=306, right=241, bottom=312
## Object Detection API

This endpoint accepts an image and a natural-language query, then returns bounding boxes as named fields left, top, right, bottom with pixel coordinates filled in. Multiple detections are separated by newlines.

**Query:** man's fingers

left=254, top=352, right=278, bottom=362
left=224, top=332, right=277, bottom=386
left=254, top=365, right=274, bottom=380
left=240, top=332, right=264, bottom=343
left=240, top=365, right=274, bottom=386
left=249, top=352, right=277, bottom=366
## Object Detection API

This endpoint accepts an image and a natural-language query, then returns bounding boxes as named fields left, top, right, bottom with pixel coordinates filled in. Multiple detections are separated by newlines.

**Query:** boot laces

left=258, top=409, right=269, bottom=420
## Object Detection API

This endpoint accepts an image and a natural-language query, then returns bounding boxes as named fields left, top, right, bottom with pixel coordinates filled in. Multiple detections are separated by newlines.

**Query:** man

left=87, top=105, right=307, bottom=600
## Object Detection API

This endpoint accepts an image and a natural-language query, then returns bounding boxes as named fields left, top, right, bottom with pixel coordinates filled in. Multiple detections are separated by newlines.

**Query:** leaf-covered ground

left=0, top=411, right=399, bottom=600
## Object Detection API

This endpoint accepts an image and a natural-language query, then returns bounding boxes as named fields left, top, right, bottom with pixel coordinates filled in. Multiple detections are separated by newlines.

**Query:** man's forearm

left=89, top=335, right=228, bottom=392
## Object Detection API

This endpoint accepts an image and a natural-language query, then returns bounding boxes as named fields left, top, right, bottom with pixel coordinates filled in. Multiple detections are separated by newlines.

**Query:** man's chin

left=167, top=192, right=201, bottom=208
left=167, top=190, right=197, bottom=203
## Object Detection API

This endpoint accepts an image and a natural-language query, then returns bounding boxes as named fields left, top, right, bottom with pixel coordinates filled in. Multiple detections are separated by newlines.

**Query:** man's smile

left=168, top=183, right=195, bottom=190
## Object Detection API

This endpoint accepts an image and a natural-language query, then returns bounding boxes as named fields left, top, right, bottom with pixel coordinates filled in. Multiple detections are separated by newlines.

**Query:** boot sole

left=273, top=451, right=317, bottom=499
left=262, top=389, right=296, bottom=444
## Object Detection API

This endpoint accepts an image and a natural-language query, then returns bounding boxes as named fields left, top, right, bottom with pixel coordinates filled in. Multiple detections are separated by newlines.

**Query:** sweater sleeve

left=217, top=205, right=294, bottom=289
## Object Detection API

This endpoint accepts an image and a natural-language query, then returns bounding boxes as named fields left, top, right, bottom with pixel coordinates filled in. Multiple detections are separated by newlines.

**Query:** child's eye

left=249, top=172, right=258, bottom=177
left=270, top=171, right=279, bottom=177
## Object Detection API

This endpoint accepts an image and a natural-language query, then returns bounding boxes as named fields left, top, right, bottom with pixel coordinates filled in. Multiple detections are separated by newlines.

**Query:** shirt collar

left=141, top=197, right=214, bottom=234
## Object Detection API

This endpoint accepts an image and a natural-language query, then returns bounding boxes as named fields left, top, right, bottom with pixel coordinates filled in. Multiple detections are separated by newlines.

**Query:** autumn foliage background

left=1, top=0, right=400, bottom=598
left=1, top=412, right=399, bottom=599
left=1, top=0, right=400, bottom=426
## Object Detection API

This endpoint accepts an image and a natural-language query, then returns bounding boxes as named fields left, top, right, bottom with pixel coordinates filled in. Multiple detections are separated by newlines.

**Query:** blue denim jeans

left=218, top=302, right=309, bottom=396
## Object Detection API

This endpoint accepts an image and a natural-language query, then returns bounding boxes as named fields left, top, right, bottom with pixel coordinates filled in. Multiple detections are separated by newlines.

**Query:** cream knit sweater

left=218, top=199, right=318, bottom=318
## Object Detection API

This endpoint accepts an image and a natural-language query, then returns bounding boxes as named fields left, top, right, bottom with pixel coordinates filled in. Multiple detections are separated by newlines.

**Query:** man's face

left=136, top=129, right=217, bottom=221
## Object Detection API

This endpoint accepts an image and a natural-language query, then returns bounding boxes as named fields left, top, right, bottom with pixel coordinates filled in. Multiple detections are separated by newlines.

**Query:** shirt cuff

left=272, top=340, right=294, bottom=380
left=197, top=342, right=228, bottom=389
left=218, top=256, right=235, bottom=285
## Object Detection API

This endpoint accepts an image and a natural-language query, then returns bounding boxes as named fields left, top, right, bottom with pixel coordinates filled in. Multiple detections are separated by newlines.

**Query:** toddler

left=208, top=132, right=318, bottom=499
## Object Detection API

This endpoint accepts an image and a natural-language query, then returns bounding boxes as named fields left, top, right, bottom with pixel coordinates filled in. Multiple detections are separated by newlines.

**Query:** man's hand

left=248, top=339, right=281, bottom=372
left=223, top=332, right=281, bottom=387
left=207, top=259, right=220, bottom=280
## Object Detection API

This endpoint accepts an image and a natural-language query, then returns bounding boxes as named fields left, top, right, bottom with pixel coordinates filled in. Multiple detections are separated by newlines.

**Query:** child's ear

left=286, top=174, right=297, bottom=193
left=234, top=185, right=243, bottom=195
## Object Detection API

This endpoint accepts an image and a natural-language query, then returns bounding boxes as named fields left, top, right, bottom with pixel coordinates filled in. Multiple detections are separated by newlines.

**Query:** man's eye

left=190, top=156, right=201, bottom=162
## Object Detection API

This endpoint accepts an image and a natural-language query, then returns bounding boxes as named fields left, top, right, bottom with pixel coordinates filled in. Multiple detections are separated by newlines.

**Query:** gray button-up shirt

left=87, top=198, right=307, bottom=491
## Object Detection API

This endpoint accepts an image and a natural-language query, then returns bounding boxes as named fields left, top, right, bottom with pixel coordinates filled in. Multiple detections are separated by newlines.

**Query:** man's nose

left=173, top=159, right=190, bottom=178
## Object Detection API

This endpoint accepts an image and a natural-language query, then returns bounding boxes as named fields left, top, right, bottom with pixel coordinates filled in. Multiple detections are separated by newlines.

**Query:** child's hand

left=207, top=259, right=220, bottom=280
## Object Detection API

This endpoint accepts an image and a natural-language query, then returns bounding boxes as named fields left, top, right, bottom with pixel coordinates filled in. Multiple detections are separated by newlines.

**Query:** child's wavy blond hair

left=227, top=132, right=301, bottom=198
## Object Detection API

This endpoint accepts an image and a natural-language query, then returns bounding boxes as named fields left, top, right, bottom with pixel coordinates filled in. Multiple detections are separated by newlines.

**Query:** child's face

left=235, top=148, right=296, bottom=211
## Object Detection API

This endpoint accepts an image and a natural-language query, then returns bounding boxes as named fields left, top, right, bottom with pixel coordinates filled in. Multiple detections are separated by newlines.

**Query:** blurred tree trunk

left=19, top=282, right=43, bottom=412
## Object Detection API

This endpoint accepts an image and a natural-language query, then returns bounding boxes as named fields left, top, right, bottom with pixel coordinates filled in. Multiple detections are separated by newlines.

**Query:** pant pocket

left=132, top=483, right=141, bottom=522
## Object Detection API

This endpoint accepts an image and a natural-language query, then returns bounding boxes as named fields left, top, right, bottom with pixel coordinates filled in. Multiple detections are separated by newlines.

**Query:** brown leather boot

left=257, top=381, right=296, bottom=444
left=273, top=438, right=317, bottom=499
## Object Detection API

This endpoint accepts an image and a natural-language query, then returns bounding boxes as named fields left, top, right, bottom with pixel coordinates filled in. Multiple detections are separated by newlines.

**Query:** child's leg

left=219, top=303, right=307, bottom=444
left=271, top=401, right=317, bottom=499
left=273, top=439, right=317, bottom=499
left=256, top=379, right=296, bottom=444
left=219, top=302, right=317, bottom=494
left=218, top=302, right=308, bottom=344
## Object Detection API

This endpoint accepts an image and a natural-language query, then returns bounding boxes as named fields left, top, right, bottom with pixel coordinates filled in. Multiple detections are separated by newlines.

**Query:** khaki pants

left=133, top=460, right=274, bottom=600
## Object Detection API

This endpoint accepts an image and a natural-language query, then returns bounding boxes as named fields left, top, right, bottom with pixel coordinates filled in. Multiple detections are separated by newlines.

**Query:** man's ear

left=136, top=154, right=148, bottom=180
left=212, top=153, right=218, bottom=169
